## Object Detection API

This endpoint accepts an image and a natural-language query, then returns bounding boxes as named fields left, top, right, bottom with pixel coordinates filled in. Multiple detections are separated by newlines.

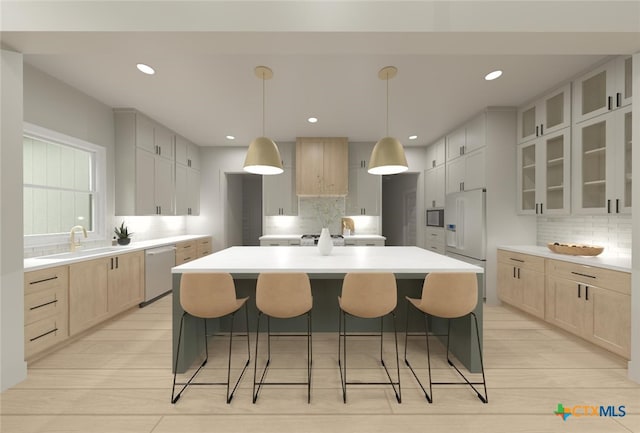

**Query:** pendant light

left=243, top=66, right=284, bottom=175
left=368, top=66, right=408, bottom=175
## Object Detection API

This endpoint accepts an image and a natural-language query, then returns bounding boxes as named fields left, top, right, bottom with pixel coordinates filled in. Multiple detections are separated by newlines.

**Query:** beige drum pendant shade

left=243, top=136, right=283, bottom=175
left=369, top=136, right=408, bottom=175
left=243, top=66, right=283, bottom=175
left=368, top=66, right=408, bottom=175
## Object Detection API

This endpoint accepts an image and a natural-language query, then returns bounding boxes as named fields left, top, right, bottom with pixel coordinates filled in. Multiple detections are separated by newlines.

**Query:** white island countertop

left=498, top=245, right=631, bottom=273
left=258, top=234, right=386, bottom=241
left=173, top=246, right=482, bottom=277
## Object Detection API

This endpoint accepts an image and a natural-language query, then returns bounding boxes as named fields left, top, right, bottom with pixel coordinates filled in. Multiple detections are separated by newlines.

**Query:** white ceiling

left=2, top=2, right=639, bottom=148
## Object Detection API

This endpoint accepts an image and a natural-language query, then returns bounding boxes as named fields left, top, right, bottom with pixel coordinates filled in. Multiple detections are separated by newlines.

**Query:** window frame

left=23, top=122, right=107, bottom=248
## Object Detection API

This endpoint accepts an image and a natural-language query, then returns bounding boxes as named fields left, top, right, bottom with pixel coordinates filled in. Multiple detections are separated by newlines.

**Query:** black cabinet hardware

left=517, top=268, right=520, bottom=279
left=585, top=286, right=590, bottom=301
left=30, top=327, right=58, bottom=342
left=578, top=284, right=581, bottom=298
left=536, top=125, right=539, bottom=137
left=608, top=96, right=612, bottom=110
left=30, top=299, right=58, bottom=311
left=616, top=92, right=621, bottom=108
left=29, top=276, right=58, bottom=285
left=616, top=199, right=620, bottom=213
left=510, top=258, right=524, bottom=263
left=607, top=199, right=611, bottom=213
left=571, top=271, right=596, bottom=279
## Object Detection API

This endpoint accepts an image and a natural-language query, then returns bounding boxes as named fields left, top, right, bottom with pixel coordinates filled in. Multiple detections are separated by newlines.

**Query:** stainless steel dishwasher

left=142, top=245, right=176, bottom=306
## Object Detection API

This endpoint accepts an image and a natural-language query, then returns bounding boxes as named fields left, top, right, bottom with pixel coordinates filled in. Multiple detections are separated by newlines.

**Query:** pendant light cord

left=385, top=74, right=389, bottom=136
left=262, top=72, right=266, bottom=136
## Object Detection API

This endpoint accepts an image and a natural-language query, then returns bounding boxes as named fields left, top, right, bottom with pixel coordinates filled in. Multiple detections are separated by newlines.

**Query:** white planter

left=317, top=228, right=333, bottom=256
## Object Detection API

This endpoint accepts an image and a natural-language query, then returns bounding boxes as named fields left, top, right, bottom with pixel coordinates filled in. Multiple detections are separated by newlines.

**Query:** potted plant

left=114, top=221, right=133, bottom=245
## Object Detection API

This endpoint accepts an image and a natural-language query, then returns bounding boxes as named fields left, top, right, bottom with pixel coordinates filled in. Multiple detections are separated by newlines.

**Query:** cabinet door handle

left=110, top=257, right=114, bottom=270
left=30, top=299, right=58, bottom=311
left=608, top=96, right=612, bottom=110
left=607, top=199, right=611, bottom=213
left=536, top=125, right=539, bottom=137
left=540, top=124, right=544, bottom=135
left=517, top=268, right=520, bottom=279
left=115, top=257, right=119, bottom=269
left=616, top=199, right=620, bottom=213
left=616, top=92, right=621, bottom=108
left=30, top=326, right=58, bottom=342
left=513, top=267, right=516, bottom=278
left=432, top=200, right=436, bottom=208
left=510, top=258, right=524, bottom=263
left=540, top=203, right=543, bottom=214
left=459, top=146, right=463, bottom=156
left=535, top=203, right=539, bottom=214
left=578, top=284, right=581, bottom=298
left=432, top=160, right=436, bottom=168
left=585, top=286, right=589, bottom=301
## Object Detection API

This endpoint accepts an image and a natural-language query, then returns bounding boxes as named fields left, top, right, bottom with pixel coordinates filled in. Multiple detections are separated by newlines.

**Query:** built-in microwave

left=426, top=209, right=444, bottom=227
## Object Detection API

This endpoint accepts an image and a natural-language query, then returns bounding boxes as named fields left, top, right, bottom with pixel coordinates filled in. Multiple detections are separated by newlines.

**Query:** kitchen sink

left=34, top=246, right=124, bottom=260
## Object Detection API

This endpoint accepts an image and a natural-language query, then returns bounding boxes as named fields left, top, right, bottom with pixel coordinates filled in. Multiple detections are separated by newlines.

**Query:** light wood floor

left=2, top=295, right=639, bottom=433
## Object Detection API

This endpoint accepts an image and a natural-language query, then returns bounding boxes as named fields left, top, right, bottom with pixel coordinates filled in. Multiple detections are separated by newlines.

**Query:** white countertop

left=173, top=246, right=482, bottom=276
left=24, top=234, right=211, bottom=272
left=498, top=245, right=631, bottom=273
left=258, top=234, right=386, bottom=240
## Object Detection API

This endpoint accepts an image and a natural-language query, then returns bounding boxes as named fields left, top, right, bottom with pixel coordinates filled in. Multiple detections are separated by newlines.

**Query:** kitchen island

left=172, top=246, right=484, bottom=373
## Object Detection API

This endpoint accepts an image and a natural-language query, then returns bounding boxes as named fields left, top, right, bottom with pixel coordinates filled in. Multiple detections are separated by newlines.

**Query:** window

left=23, top=123, right=106, bottom=245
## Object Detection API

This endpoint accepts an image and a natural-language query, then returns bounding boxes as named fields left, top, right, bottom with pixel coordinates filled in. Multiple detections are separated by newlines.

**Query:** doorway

left=226, top=173, right=262, bottom=246
left=382, top=172, right=419, bottom=246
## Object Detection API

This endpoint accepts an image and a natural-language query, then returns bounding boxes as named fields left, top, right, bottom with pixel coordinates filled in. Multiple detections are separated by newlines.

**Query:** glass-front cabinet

left=573, top=56, right=632, bottom=124
left=517, top=83, right=571, bottom=144
left=517, top=129, right=571, bottom=215
left=573, top=105, right=631, bottom=214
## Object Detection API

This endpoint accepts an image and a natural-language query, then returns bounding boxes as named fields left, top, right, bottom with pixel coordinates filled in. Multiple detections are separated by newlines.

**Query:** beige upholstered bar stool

left=338, top=272, right=401, bottom=403
left=404, top=272, right=488, bottom=403
left=171, top=273, right=250, bottom=404
left=253, top=272, right=313, bottom=403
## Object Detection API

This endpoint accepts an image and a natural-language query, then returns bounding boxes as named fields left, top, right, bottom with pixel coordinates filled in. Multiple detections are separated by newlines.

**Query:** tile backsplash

left=264, top=197, right=380, bottom=235
left=537, top=214, right=632, bottom=258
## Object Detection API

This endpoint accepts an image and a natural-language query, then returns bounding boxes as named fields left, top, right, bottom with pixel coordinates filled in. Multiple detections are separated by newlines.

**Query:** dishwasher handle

left=145, top=246, right=177, bottom=256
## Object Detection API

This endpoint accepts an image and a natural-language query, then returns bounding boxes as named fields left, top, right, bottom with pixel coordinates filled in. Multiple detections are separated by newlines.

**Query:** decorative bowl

left=547, top=242, right=604, bottom=256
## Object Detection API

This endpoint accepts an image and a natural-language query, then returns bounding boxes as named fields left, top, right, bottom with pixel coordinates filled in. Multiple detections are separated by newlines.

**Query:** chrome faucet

left=69, top=225, right=88, bottom=251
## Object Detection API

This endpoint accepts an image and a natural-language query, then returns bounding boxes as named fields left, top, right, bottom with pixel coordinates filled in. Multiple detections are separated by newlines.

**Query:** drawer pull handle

left=509, top=258, right=524, bottom=263
left=578, top=284, right=581, bottom=298
left=30, top=327, right=58, bottom=342
left=30, top=276, right=58, bottom=285
left=30, top=299, right=58, bottom=311
left=571, top=271, right=596, bottom=279
left=585, top=286, right=589, bottom=301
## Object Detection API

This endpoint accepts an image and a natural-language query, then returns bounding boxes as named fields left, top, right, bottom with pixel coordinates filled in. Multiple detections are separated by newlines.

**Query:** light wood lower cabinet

left=107, top=251, right=144, bottom=314
left=197, top=237, right=212, bottom=257
left=497, top=250, right=545, bottom=319
left=69, top=251, right=144, bottom=336
left=176, top=240, right=197, bottom=264
left=24, top=266, right=69, bottom=359
left=546, top=260, right=630, bottom=358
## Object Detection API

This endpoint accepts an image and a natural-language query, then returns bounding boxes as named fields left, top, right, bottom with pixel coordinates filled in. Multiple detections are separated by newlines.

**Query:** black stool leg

left=171, top=314, right=209, bottom=404
left=403, top=301, right=433, bottom=403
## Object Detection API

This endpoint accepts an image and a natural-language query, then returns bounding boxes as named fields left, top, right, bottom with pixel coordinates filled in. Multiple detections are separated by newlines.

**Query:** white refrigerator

left=445, top=188, right=486, bottom=298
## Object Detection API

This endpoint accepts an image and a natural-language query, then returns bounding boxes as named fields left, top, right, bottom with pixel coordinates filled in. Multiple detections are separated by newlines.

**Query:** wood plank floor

left=2, top=296, right=639, bottom=433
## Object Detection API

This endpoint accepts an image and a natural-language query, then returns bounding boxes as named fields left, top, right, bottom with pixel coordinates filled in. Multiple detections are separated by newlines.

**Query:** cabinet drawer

left=25, top=314, right=68, bottom=359
left=24, top=266, right=68, bottom=294
left=197, top=237, right=212, bottom=257
left=176, top=241, right=197, bottom=264
left=426, top=243, right=445, bottom=255
left=497, top=250, right=545, bottom=273
left=546, top=259, right=630, bottom=295
left=25, top=286, right=67, bottom=325
left=425, top=228, right=445, bottom=245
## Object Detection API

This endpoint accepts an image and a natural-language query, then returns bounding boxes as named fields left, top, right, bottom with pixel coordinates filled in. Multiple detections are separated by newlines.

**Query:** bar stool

left=253, top=272, right=313, bottom=403
left=404, top=272, right=488, bottom=403
left=338, top=272, right=401, bottom=403
left=171, top=272, right=250, bottom=404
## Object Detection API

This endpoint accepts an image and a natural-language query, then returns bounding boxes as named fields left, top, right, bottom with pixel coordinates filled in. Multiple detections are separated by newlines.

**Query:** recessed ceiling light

left=226, top=135, right=235, bottom=140
left=136, top=63, right=155, bottom=75
left=484, top=70, right=503, bottom=81
left=307, top=117, right=318, bottom=123
left=408, top=135, right=418, bottom=140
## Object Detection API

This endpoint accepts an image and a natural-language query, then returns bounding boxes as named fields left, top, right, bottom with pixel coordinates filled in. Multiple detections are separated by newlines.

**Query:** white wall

left=1, top=49, right=28, bottom=391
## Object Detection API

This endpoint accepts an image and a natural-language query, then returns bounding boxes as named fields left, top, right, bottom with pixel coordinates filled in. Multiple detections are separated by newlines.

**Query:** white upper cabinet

left=175, top=135, right=200, bottom=170
left=115, top=109, right=177, bottom=215
left=445, top=112, right=486, bottom=161
left=572, top=105, right=631, bottom=215
left=424, top=165, right=445, bottom=209
left=263, top=142, right=298, bottom=216
left=445, top=126, right=466, bottom=161
left=425, top=137, right=445, bottom=169
left=573, top=56, right=632, bottom=124
left=517, top=129, right=571, bottom=216
left=517, top=83, right=571, bottom=144
left=346, top=143, right=380, bottom=215
left=446, top=146, right=486, bottom=194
